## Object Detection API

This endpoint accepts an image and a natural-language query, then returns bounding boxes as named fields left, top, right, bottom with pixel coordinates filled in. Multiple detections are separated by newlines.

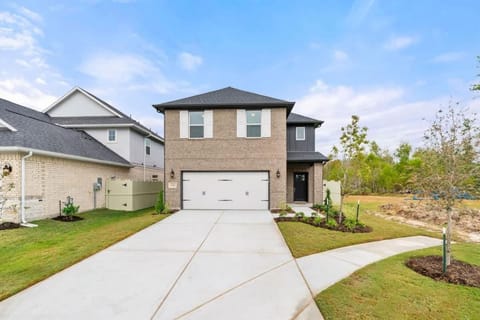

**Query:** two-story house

left=154, top=87, right=328, bottom=210
left=45, top=87, right=165, bottom=180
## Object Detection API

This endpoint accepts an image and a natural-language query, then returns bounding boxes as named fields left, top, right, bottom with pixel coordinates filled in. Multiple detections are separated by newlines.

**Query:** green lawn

left=316, top=243, right=480, bottom=320
left=0, top=208, right=168, bottom=301
left=278, top=200, right=438, bottom=258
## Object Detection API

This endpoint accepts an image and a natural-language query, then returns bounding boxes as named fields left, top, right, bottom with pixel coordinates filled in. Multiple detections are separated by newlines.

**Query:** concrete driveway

left=0, top=210, right=321, bottom=320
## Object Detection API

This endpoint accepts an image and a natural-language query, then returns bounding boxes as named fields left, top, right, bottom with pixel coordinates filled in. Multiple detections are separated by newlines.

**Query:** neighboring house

left=0, top=98, right=132, bottom=223
left=153, top=87, right=328, bottom=210
left=45, top=87, right=164, bottom=181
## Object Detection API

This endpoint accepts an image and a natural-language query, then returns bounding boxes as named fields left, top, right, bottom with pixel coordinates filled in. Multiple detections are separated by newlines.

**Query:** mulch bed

left=270, top=208, right=295, bottom=214
left=152, top=209, right=179, bottom=215
left=406, top=256, right=480, bottom=288
left=52, top=215, right=84, bottom=222
left=274, top=216, right=373, bottom=233
left=0, top=222, right=21, bottom=230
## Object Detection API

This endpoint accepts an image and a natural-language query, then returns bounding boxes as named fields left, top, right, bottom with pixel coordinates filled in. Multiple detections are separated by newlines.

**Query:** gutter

left=20, top=151, right=37, bottom=227
left=0, top=147, right=133, bottom=168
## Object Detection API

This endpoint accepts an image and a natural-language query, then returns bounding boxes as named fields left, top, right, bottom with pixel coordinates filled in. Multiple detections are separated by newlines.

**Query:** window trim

left=107, top=129, right=117, bottom=143
left=246, top=110, right=262, bottom=138
left=296, top=127, right=306, bottom=141
left=188, top=111, right=205, bottom=139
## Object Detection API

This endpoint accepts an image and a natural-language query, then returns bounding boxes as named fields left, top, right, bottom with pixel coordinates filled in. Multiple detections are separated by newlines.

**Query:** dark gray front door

left=294, top=173, right=308, bottom=201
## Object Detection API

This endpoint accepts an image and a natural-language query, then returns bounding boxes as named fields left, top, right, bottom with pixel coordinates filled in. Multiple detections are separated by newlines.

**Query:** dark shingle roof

left=153, top=87, right=295, bottom=113
left=287, top=151, right=329, bottom=163
left=287, top=113, right=324, bottom=127
left=0, top=98, right=131, bottom=166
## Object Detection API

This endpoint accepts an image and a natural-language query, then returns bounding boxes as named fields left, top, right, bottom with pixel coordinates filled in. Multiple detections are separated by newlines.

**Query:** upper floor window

left=108, top=129, right=116, bottom=142
left=145, top=138, right=151, bottom=155
left=189, top=111, right=204, bottom=138
left=296, top=127, right=305, bottom=141
left=246, top=110, right=261, bottom=138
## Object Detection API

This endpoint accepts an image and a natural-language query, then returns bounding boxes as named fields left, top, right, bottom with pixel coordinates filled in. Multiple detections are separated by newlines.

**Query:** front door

left=294, top=172, right=308, bottom=202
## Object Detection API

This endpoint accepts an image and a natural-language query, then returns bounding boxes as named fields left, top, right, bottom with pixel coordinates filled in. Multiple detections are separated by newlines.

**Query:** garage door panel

left=182, top=172, right=269, bottom=210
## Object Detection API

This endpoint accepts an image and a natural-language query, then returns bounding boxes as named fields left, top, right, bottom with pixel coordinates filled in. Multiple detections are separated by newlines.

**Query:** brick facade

left=0, top=152, right=163, bottom=223
left=164, top=108, right=287, bottom=210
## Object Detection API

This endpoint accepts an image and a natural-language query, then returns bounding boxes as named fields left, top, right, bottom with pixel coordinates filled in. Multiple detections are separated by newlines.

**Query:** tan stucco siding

left=164, top=108, right=287, bottom=209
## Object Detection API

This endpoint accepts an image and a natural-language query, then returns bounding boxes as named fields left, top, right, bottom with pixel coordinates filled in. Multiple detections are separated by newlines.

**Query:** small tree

left=414, top=103, right=480, bottom=266
left=330, top=115, right=369, bottom=222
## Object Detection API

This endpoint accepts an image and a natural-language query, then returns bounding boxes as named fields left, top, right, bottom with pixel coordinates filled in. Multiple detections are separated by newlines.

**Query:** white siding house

left=44, top=87, right=164, bottom=179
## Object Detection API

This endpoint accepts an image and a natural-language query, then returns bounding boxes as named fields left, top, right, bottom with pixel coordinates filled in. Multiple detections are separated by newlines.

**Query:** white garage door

left=182, top=171, right=269, bottom=210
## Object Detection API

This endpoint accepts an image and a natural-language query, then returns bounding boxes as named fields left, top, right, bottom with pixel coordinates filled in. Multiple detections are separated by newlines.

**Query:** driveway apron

left=0, top=210, right=321, bottom=320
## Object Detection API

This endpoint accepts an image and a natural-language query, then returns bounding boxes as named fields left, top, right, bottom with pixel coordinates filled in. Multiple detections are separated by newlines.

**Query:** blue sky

left=0, top=0, right=479, bottom=154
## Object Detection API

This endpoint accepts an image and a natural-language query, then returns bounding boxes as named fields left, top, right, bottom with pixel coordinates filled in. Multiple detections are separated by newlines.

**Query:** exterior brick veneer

left=164, top=108, right=287, bottom=210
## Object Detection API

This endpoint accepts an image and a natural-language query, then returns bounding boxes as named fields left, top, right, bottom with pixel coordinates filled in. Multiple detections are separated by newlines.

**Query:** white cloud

left=0, top=7, right=63, bottom=109
left=178, top=52, right=203, bottom=71
left=384, top=35, right=417, bottom=51
left=295, top=80, right=447, bottom=154
left=333, top=50, right=349, bottom=62
left=0, top=79, right=57, bottom=110
left=79, top=51, right=184, bottom=95
left=432, top=51, right=465, bottom=63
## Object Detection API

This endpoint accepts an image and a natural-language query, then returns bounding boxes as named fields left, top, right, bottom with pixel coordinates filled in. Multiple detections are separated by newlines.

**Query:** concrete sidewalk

left=0, top=210, right=321, bottom=320
left=296, top=236, right=442, bottom=295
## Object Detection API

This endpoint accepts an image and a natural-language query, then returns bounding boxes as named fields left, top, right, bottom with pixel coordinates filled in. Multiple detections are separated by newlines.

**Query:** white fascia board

left=0, top=118, right=17, bottom=132
left=44, top=86, right=124, bottom=118
left=0, top=147, right=133, bottom=168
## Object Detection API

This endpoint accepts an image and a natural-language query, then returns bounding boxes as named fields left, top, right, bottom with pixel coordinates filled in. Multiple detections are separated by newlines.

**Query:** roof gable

left=0, top=97, right=130, bottom=166
left=45, top=87, right=124, bottom=118
left=154, top=87, right=295, bottom=112
left=287, top=113, right=324, bottom=127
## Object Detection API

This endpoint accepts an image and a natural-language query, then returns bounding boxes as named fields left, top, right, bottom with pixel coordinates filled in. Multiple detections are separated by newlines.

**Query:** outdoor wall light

left=2, top=163, right=12, bottom=177
left=276, top=169, right=281, bottom=178
left=170, top=169, right=175, bottom=179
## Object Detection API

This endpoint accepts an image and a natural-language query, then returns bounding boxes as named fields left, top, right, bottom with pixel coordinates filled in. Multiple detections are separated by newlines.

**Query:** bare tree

left=414, top=103, right=480, bottom=266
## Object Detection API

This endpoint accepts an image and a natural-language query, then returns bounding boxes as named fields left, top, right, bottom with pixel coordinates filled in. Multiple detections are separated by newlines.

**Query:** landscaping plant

left=154, top=189, right=165, bottom=214
left=62, top=202, right=80, bottom=221
left=413, top=104, right=480, bottom=267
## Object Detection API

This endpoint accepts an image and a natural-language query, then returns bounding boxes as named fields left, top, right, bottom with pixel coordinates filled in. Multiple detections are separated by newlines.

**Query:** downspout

left=21, top=151, right=37, bottom=227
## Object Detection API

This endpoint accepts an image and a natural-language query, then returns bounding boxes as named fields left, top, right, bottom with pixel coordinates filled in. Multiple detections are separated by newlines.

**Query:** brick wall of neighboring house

left=164, top=108, right=287, bottom=210
left=0, top=152, right=132, bottom=223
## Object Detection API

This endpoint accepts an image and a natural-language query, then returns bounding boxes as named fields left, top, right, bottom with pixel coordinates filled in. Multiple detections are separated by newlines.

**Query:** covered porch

left=286, top=152, right=328, bottom=205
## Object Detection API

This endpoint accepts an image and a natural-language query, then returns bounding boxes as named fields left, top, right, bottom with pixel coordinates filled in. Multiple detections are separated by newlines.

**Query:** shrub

left=326, top=219, right=338, bottom=228
left=313, top=216, right=322, bottom=225
left=294, top=211, right=305, bottom=219
left=343, top=218, right=358, bottom=232
left=302, top=216, right=310, bottom=223
left=154, top=190, right=165, bottom=214
left=62, top=202, right=79, bottom=217
left=161, top=202, right=170, bottom=214
left=279, top=211, right=288, bottom=217
left=311, top=211, right=318, bottom=218
left=312, top=203, right=323, bottom=211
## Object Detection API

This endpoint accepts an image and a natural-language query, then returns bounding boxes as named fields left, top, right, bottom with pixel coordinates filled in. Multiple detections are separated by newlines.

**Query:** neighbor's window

left=246, top=110, right=261, bottom=137
left=189, top=111, right=204, bottom=138
left=296, top=127, right=305, bottom=141
left=145, top=139, right=151, bottom=155
left=108, top=129, right=116, bottom=142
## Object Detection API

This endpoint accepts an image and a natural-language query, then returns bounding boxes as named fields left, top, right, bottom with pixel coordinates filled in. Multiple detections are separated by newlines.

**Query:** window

left=108, top=129, right=116, bottom=142
left=145, top=139, right=151, bottom=155
left=296, top=127, right=305, bottom=141
left=189, top=111, right=204, bottom=138
left=246, top=110, right=261, bottom=138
